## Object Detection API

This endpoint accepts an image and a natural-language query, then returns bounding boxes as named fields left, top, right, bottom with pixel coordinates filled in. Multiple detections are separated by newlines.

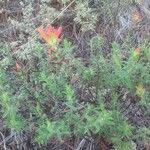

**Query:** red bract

left=37, top=25, right=62, bottom=48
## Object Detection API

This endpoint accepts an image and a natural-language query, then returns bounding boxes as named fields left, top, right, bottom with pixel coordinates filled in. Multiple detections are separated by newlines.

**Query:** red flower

left=37, top=25, right=62, bottom=48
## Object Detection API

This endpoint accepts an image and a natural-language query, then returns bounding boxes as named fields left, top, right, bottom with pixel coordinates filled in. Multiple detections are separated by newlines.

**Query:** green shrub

left=0, top=0, right=150, bottom=149
left=0, top=33, right=149, bottom=149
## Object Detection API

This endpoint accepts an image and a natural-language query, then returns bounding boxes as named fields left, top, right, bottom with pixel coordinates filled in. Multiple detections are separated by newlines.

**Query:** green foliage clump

left=0, top=0, right=150, bottom=149
left=0, top=33, right=149, bottom=149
